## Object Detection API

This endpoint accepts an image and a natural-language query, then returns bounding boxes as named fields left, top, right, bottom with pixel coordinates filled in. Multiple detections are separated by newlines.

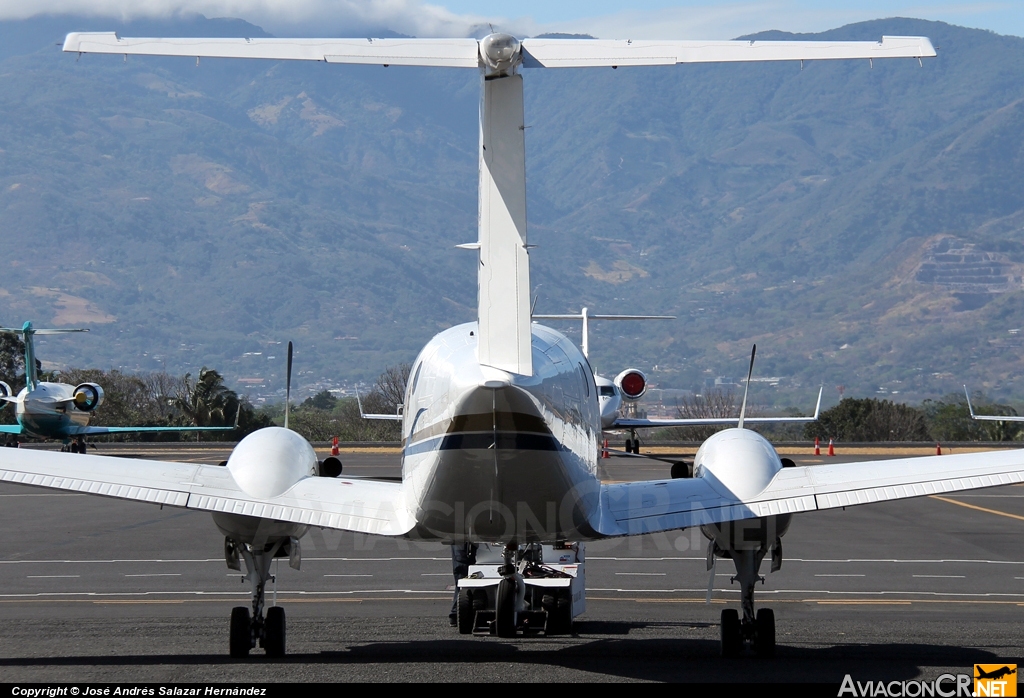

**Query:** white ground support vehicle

left=456, top=543, right=586, bottom=637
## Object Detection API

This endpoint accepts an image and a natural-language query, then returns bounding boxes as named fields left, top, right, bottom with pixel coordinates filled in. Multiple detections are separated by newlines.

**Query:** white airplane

left=533, top=309, right=822, bottom=455
left=0, top=321, right=238, bottom=451
left=4, top=28, right=1020, bottom=660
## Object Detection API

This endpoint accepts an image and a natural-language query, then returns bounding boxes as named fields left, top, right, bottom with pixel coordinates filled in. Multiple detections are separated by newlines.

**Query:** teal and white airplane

left=0, top=321, right=237, bottom=451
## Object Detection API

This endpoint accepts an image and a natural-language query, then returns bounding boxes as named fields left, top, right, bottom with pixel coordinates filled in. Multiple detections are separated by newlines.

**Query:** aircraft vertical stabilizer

left=477, top=73, right=532, bottom=376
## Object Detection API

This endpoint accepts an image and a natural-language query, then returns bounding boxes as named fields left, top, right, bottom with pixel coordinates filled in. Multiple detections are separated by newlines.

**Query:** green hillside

left=0, top=16, right=1022, bottom=408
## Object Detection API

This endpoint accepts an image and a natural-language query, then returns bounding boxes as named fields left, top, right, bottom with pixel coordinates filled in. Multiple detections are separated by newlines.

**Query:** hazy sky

left=0, top=0, right=1019, bottom=39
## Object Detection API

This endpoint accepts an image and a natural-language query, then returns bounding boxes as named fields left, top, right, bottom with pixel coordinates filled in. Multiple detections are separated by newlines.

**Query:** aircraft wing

left=521, top=36, right=935, bottom=68
left=0, top=425, right=22, bottom=435
left=613, top=387, right=822, bottom=429
left=68, top=425, right=237, bottom=435
left=613, top=415, right=818, bottom=428
left=63, top=33, right=480, bottom=68
left=599, top=448, right=1024, bottom=536
left=0, top=448, right=414, bottom=537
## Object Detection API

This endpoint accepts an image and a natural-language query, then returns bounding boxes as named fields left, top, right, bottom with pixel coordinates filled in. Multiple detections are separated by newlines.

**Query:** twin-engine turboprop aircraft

left=3, top=27, right=1023, bottom=660
left=0, top=321, right=237, bottom=450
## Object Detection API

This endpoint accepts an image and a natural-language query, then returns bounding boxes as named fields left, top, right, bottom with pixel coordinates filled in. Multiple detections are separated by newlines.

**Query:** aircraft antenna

left=737, top=344, right=756, bottom=430
left=284, top=341, right=293, bottom=430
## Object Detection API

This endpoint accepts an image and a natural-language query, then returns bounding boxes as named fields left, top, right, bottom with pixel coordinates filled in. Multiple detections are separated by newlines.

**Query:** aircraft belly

left=416, top=446, right=597, bottom=542
left=211, top=512, right=309, bottom=546
left=19, top=413, right=72, bottom=439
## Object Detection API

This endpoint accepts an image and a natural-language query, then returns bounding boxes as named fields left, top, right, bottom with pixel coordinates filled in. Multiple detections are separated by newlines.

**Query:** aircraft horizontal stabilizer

left=0, top=425, right=23, bottom=435
left=521, top=36, right=936, bottom=68
left=63, top=33, right=480, bottom=68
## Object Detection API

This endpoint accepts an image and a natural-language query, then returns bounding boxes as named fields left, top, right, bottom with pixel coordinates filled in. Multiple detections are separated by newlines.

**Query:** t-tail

left=0, top=321, right=89, bottom=391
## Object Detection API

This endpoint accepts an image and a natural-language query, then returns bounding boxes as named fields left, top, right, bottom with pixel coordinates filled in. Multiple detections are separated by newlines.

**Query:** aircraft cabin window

left=599, top=386, right=616, bottom=397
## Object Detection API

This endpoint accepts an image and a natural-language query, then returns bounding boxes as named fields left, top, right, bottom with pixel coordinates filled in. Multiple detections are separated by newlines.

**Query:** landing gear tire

left=229, top=606, right=251, bottom=658
left=457, top=588, right=474, bottom=635
left=544, top=593, right=572, bottom=636
left=495, top=577, right=517, bottom=638
left=754, top=608, right=775, bottom=658
left=720, top=608, right=742, bottom=657
left=264, top=606, right=286, bottom=658
left=623, top=438, right=633, bottom=454
left=69, top=442, right=79, bottom=454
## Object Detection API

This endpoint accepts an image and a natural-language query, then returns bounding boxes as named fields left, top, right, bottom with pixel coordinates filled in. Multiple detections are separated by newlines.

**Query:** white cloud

left=0, top=0, right=533, bottom=37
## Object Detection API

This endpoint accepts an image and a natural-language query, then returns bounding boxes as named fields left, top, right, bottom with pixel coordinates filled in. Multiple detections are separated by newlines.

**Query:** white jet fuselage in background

left=402, top=322, right=601, bottom=542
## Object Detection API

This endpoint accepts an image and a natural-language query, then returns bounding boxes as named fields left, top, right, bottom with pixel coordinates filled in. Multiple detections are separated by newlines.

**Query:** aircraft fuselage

left=14, top=383, right=91, bottom=440
left=402, top=322, right=602, bottom=542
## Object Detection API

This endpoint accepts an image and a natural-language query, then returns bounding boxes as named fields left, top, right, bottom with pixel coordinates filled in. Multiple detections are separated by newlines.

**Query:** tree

left=174, top=368, right=234, bottom=427
left=374, top=363, right=410, bottom=412
left=923, top=392, right=1021, bottom=442
left=804, top=398, right=930, bottom=442
left=667, top=388, right=738, bottom=442
left=0, top=332, right=24, bottom=427
left=302, top=390, right=337, bottom=411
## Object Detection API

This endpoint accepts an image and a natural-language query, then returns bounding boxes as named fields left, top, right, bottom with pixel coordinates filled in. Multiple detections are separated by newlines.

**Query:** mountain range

left=0, top=15, right=1022, bottom=408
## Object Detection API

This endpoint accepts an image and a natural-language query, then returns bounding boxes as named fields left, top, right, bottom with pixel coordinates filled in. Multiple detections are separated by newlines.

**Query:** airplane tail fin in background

left=0, top=322, right=89, bottom=391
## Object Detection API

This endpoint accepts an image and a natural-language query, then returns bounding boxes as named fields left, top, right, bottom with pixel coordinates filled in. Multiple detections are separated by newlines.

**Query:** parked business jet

left=4, top=28, right=1020, bottom=660
left=0, top=321, right=237, bottom=450
left=533, top=309, right=821, bottom=454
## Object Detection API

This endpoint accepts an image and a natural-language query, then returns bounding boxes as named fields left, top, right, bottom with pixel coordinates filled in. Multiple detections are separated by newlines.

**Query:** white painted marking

left=912, top=575, right=965, bottom=579
left=615, top=572, right=666, bottom=576
left=815, top=574, right=865, bottom=577
left=324, top=574, right=373, bottom=578
left=27, top=575, right=80, bottom=578
left=420, top=573, right=450, bottom=576
left=124, top=574, right=182, bottom=577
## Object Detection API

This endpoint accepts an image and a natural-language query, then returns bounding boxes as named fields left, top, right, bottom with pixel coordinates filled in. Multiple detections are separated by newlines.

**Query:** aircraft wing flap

left=63, top=33, right=480, bottom=67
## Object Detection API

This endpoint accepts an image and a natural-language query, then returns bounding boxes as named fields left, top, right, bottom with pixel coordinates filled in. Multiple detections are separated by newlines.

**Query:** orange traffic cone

left=331, top=436, right=340, bottom=457
left=814, top=437, right=820, bottom=456
left=936, top=443, right=942, bottom=456
left=602, top=438, right=610, bottom=459
left=827, top=439, right=835, bottom=457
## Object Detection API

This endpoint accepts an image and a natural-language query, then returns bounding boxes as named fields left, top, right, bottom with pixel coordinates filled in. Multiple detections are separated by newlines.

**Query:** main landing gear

left=63, top=437, right=87, bottom=453
left=718, top=547, right=777, bottom=658
left=623, top=429, right=641, bottom=455
left=226, top=537, right=297, bottom=658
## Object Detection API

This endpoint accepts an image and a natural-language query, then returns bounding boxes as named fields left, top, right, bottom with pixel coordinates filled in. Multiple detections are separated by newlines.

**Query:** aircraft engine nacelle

left=73, top=383, right=105, bottom=412
left=614, top=369, right=647, bottom=401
